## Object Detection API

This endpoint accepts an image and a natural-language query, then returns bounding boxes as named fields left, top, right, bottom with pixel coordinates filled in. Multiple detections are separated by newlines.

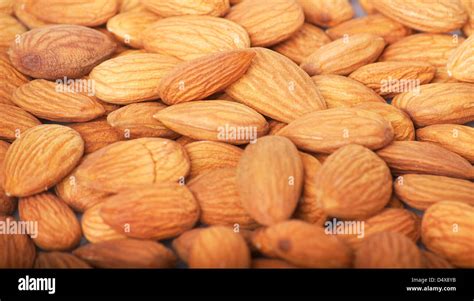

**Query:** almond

left=0, top=140, right=16, bottom=215
left=100, top=184, right=200, bottom=240
left=13, top=0, right=51, bottom=29
left=392, top=83, right=474, bottom=127
left=171, top=228, right=203, bottom=263
left=141, top=0, right=229, bottom=17
left=0, top=53, right=28, bottom=105
left=251, top=220, right=353, bottom=268
left=69, top=118, right=123, bottom=154
left=447, top=35, right=474, bottom=82
left=376, top=141, right=474, bottom=180
left=277, top=107, right=394, bottom=154
left=73, top=239, right=177, bottom=268
left=90, top=53, right=181, bottom=104
left=226, top=0, right=304, bottom=47
left=8, top=25, right=116, bottom=80
left=82, top=202, right=127, bottom=243
left=359, top=0, right=377, bottom=14
left=0, top=215, right=36, bottom=268
left=252, top=258, right=296, bottom=269
left=237, top=136, right=303, bottom=225
left=354, top=232, right=423, bottom=268
left=297, top=0, right=353, bottom=27
left=188, top=226, right=251, bottom=268
left=0, top=0, right=13, bottom=15
left=0, top=104, right=41, bottom=141
left=3, top=125, right=84, bottom=197
left=267, top=120, right=287, bottom=135
left=422, top=201, right=474, bottom=268
left=461, top=0, right=473, bottom=37
left=394, top=174, right=474, bottom=210
left=226, top=47, right=327, bottom=123
left=142, top=16, right=250, bottom=61
left=422, top=250, right=454, bottom=269
left=300, top=34, right=385, bottom=76
left=34, top=252, right=91, bottom=269
left=154, top=100, right=269, bottom=144
left=188, top=168, right=258, bottom=229
left=158, top=50, right=255, bottom=105
left=0, top=13, right=27, bottom=51
left=120, top=0, right=145, bottom=13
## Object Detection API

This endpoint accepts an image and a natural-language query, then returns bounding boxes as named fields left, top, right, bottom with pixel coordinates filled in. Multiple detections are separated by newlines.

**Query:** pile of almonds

left=0, top=0, right=473, bottom=269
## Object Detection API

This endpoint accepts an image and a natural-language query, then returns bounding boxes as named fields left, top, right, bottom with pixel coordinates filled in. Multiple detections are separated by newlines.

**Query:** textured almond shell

left=0, top=104, right=41, bottom=141
left=141, top=0, right=229, bottom=17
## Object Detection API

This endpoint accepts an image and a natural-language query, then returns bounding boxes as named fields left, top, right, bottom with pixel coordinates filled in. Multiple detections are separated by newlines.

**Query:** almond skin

left=19, top=192, right=82, bottom=251
left=13, top=0, right=51, bottom=29
left=392, top=83, right=474, bottom=127
left=158, top=50, right=255, bottom=105
left=236, top=136, right=303, bottom=226
left=226, top=0, right=304, bottom=47
left=300, top=34, right=385, bottom=76
left=314, top=144, right=392, bottom=219
left=172, top=228, right=203, bottom=263
left=0, top=104, right=41, bottom=141
left=34, top=252, right=92, bottom=269
left=0, top=53, right=28, bottom=105
left=422, top=201, right=474, bottom=268
left=226, top=47, right=327, bottom=123
left=141, top=0, right=229, bottom=17
left=82, top=202, right=127, bottom=243
left=251, top=220, right=353, bottom=268
left=252, top=258, right=297, bottom=268
left=69, top=118, right=123, bottom=154
left=0, top=13, right=27, bottom=51
left=100, top=184, right=200, bottom=240
left=90, top=53, right=181, bottom=104
left=188, top=226, right=251, bottom=268
left=188, top=168, right=258, bottom=229
left=416, top=124, right=474, bottom=163
left=277, top=107, right=394, bottom=154
left=0, top=141, right=15, bottom=215
left=394, top=174, right=474, bottom=210
left=354, top=232, right=423, bottom=268
left=154, top=100, right=269, bottom=144
left=422, top=250, right=454, bottom=269
left=297, top=0, right=353, bottom=27
left=142, top=16, right=250, bottom=61
left=3, top=125, right=84, bottom=197
left=73, top=239, right=177, bottom=268
left=0, top=1, right=13, bottom=15
left=376, top=141, right=474, bottom=180
left=447, top=35, right=474, bottom=83
left=0, top=215, right=36, bottom=268
left=8, top=25, right=116, bottom=80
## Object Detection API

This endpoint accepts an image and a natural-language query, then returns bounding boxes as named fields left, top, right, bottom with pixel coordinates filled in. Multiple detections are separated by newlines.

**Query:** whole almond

left=154, top=100, right=269, bottom=144
left=376, top=141, right=474, bottom=180
left=226, top=47, right=327, bottom=123
left=142, top=16, right=250, bottom=61
left=447, top=35, right=474, bottom=82
left=394, top=174, right=474, bottom=210
left=251, top=220, right=353, bottom=268
left=8, top=25, right=116, bottom=79
left=392, top=83, right=474, bottom=127
left=141, top=0, right=229, bottom=17
left=3, top=125, right=84, bottom=197
left=300, top=34, right=385, bottom=76
left=158, top=50, right=255, bottom=105
left=236, top=136, right=303, bottom=225
left=226, top=0, right=304, bottom=47
left=73, top=239, right=177, bottom=268
left=82, top=202, right=127, bottom=243
left=422, top=201, right=474, bottom=268
left=422, top=250, right=454, bottom=269
left=297, top=0, right=353, bottom=27
left=0, top=53, right=28, bottom=105
left=34, top=252, right=91, bottom=269
left=69, top=118, right=123, bottom=154
left=277, top=107, right=394, bottom=154
left=0, top=13, right=27, bottom=51
left=0, top=104, right=41, bottom=141
left=0, top=216, right=36, bottom=268
left=19, top=192, right=82, bottom=251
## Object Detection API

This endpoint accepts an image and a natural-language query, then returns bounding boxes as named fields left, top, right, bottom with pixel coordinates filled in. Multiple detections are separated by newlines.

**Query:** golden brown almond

left=394, top=174, right=474, bottom=210
left=354, top=102, right=415, bottom=141
left=300, top=34, right=385, bottom=76
left=107, top=102, right=178, bottom=139
left=69, top=118, right=123, bottom=154
left=171, top=228, right=203, bottom=263
left=34, top=252, right=91, bottom=269
left=188, top=168, right=257, bottom=229
left=0, top=0, right=13, bottom=15
left=0, top=215, right=36, bottom=268
left=8, top=25, right=116, bottom=80
left=82, top=202, right=127, bottom=243
left=13, top=0, right=51, bottom=29
left=0, top=104, right=41, bottom=141
left=154, top=100, right=269, bottom=144
left=422, top=201, right=474, bottom=268
left=326, top=14, right=412, bottom=44
left=252, top=258, right=297, bottom=269
left=273, top=23, right=331, bottom=64
left=354, top=232, right=423, bottom=268
left=297, top=0, right=353, bottom=27
left=158, top=50, right=255, bottom=105
left=142, top=16, right=250, bottom=61
left=226, top=0, right=304, bottom=47
left=74, top=138, right=190, bottom=193
left=184, top=141, right=243, bottom=179
left=90, top=53, right=181, bottom=104
left=349, top=61, right=436, bottom=97
left=142, top=0, right=229, bottom=17
left=277, top=107, right=394, bottom=154
left=314, top=144, right=392, bottom=219
left=19, top=192, right=82, bottom=251
left=236, top=136, right=303, bottom=225
left=0, top=13, right=27, bottom=50
left=3, top=125, right=84, bottom=197
left=0, top=53, right=29, bottom=105
left=447, top=35, right=474, bottom=83
left=73, top=239, right=177, bottom=268
left=372, top=0, right=467, bottom=33
left=376, top=141, right=474, bottom=180
left=422, top=250, right=454, bottom=269
left=311, top=75, right=385, bottom=108
left=251, top=220, right=353, bottom=268
left=392, top=83, right=474, bottom=127
left=226, top=47, right=327, bottom=123
left=188, top=226, right=251, bottom=268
